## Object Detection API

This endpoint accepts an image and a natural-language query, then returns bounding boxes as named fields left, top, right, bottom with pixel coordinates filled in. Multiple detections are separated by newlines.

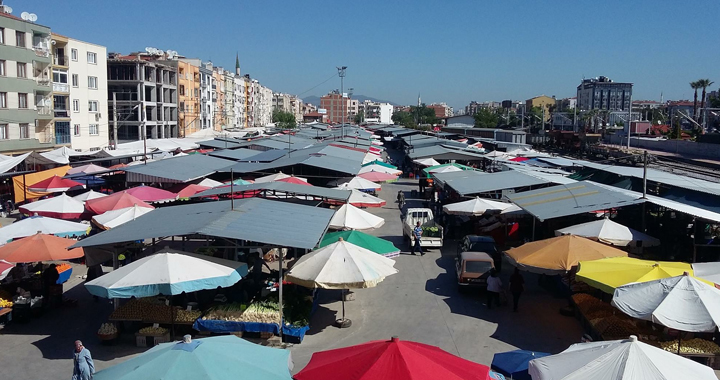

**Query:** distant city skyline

left=16, top=0, right=720, bottom=109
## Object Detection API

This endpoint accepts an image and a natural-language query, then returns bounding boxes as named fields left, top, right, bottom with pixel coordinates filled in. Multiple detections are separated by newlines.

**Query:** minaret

left=235, top=53, right=240, bottom=76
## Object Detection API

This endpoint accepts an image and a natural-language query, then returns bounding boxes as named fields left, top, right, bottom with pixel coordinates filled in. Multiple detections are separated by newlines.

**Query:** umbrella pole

left=335, top=290, right=351, bottom=328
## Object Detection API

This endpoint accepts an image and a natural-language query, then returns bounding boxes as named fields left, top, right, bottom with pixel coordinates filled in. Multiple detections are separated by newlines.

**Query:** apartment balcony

left=53, top=55, right=69, bottom=67
left=53, top=82, right=69, bottom=93
left=33, top=39, right=51, bottom=58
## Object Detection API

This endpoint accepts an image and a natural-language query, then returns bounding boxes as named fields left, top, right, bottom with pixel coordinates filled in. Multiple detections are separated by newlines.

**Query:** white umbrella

left=442, top=197, right=512, bottom=216
left=611, top=274, right=720, bottom=332
left=18, top=193, right=85, bottom=219
left=198, top=178, right=224, bottom=188
left=500, top=204, right=528, bottom=216
left=358, top=164, right=401, bottom=176
left=692, top=262, right=720, bottom=285
left=346, top=189, right=386, bottom=208
left=528, top=335, right=717, bottom=380
left=285, top=238, right=397, bottom=326
left=92, top=205, right=154, bottom=230
left=73, top=190, right=108, bottom=202
left=413, top=158, right=440, bottom=167
left=429, top=165, right=463, bottom=174
left=556, top=218, right=660, bottom=247
left=85, top=249, right=248, bottom=299
left=329, top=203, right=385, bottom=230
left=0, top=216, right=89, bottom=243
left=329, top=177, right=381, bottom=191
left=0, top=260, right=12, bottom=281
left=255, top=172, right=306, bottom=183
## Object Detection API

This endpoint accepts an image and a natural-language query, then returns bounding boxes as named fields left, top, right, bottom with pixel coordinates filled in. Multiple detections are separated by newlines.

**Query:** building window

left=17, top=62, right=26, bottom=78
left=0, top=93, right=5, bottom=108
left=89, top=124, right=99, bottom=135
left=71, top=48, right=78, bottom=61
left=179, top=85, right=185, bottom=96
left=87, top=52, right=97, bottom=64
left=0, top=28, right=4, bottom=44
left=52, top=68, right=66, bottom=83
left=73, top=124, right=81, bottom=136
left=72, top=99, right=79, bottom=112
left=0, top=124, right=7, bottom=140
left=18, top=93, right=28, bottom=109
left=88, top=76, right=98, bottom=89
left=88, top=100, right=98, bottom=112
left=72, top=74, right=78, bottom=87
left=19, top=123, right=29, bottom=139
left=15, top=31, right=25, bottom=47
left=0, top=60, right=4, bottom=76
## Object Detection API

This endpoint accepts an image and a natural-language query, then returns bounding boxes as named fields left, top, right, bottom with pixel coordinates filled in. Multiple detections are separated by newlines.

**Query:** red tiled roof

left=0, top=11, right=22, bottom=21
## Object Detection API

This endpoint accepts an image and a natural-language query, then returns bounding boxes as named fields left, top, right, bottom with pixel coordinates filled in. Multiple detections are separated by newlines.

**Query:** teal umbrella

left=320, top=230, right=400, bottom=258
left=422, top=163, right=479, bottom=178
left=223, top=178, right=252, bottom=186
left=361, top=160, right=397, bottom=169
left=94, top=335, right=293, bottom=380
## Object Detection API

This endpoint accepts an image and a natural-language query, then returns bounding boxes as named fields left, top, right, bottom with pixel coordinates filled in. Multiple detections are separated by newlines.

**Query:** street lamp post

left=337, top=66, right=347, bottom=137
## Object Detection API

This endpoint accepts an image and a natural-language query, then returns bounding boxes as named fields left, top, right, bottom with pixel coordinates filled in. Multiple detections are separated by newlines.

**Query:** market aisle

left=290, top=177, right=583, bottom=373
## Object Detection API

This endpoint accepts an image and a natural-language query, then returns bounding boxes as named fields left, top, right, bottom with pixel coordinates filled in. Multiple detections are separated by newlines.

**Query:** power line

left=295, top=72, right=338, bottom=97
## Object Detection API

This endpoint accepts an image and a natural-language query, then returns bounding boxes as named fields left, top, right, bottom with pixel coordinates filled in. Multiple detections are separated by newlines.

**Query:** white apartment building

left=361, top=100, right=393, bottom=124
left=253, top=82, right=272, bottom=127
left=199, top=62, right=215, bottom=130
left=65, top=36, right=107, bottom=150
left=232, top=76, right=246, bottom=128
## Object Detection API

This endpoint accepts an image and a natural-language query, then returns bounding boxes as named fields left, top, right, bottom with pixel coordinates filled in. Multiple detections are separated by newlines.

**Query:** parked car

left=458, top=235, right=502, bottom=272
left=455, top=251, right=494, bottom=291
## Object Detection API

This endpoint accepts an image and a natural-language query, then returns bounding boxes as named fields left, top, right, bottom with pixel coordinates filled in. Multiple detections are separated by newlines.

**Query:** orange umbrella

left=504, top=235, right=627, bottom=274
left=0, top=233, right=84, bottom=263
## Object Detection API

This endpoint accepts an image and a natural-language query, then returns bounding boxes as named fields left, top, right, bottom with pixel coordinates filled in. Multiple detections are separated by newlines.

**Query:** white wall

left=379, top=103, right=393, bottom=124
left=68, top=38, right=107, bottom=151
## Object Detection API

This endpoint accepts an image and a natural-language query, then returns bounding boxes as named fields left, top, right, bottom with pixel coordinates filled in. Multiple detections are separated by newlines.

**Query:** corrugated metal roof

left=242, top=149, right=289, bottom=162
left=438, top=170, right=553, bottom=196
left=193, top=181, right=351, bottom=201
left=209, top=148, right=262, bottom=161
left=72, top=198, right=335, bottom=249
left=223, top=153, right=361, bottom=176
left=198, top=139, right=246, bottom=149
left=124, top=155, right=232, bottom=183
left=573, top=161, right=720, bottom=197
left=507, top=181, right=645, bottom=221
left=408, top=145, right=487, bottom=160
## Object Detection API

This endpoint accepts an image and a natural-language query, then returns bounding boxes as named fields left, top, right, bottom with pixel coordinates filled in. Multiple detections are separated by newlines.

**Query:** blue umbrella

left=94, top=335, right=293, bottom=380
left=491, top=350, right=550, bottom=380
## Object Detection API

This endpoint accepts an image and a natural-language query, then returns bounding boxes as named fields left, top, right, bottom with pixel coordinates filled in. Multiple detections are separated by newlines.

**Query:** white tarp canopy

left=29, top=147, right=91, bottom=165
left=197, top=178, right=224, bottom=188
left=528, top=335, right=717, bottom=380
left=413, top=157, right=440, bottom=167
left=84, top=250, right=248, bottom=299
left=285, top=239, right=397, bottom=289
left=329, top=203, right=385, bottom=230
left=0, top=216, right=89, bottom=244
left=442, top=197, right=513, bottom=216
left=73, top=190, right=108, bottom=202
left=612, top=275, right=720, bottom=332
left=0, top=152, right=30, bottom=174
left=92, top=205, right=154, bottom=230
left=556, top=218, right=661, bottom=247
left=429, top=165, right=463, bottom=174
left=346, top=189, right=386, bottom=208
left=18, top=193, right=85, bottom=219
left=358, top=164, right=401, bottom=176
left=329, top=176, right=381, bottom=191
left=254, top=172, right=306, bottom=183
left=692, top=262, right=720, bottom=284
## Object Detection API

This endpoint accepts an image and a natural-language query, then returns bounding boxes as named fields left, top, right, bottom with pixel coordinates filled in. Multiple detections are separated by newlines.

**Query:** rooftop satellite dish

left=29, top=13, right=37, bottom=22
left=20, top=11, right=29, bottom=20
left=145, top=47, right=153, bottom=54
left=2, top=5, right=13, bottom=14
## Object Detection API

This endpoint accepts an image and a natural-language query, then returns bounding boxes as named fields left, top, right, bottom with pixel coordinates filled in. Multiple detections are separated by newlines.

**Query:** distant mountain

left=302, top=95, right=396, bottom=107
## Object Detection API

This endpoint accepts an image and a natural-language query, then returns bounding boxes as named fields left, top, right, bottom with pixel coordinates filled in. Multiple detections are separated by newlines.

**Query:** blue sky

left=17, top=0, right=720, bottom=109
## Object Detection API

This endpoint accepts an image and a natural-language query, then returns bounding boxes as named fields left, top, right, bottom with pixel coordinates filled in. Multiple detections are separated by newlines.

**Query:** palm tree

left=690, top=81, right=700, bottom=121
left=698, top=79, right=714, bottom=127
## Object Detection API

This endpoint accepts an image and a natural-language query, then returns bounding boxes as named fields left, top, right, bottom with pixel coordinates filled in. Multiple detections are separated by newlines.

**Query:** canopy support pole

left=532, top=218, right=536, bottom=241
left=278, top=246, right=283, bottom=339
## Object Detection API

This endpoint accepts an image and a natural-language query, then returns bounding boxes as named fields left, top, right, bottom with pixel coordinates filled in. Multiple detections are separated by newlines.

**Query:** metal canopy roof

left=222, top=147, right=363, bottom=176
left=72, top=198, right=335, bottom=249
left=124, top=154, right=232, bottom=183
left=436, top=170, right=555, bottom=196
left=507, top=181, right=645, bottom=221
left=209, top=148, right=262, bottom=161
left=408, top=145, right=487, bottom=160
left=193, top=181, right=351, bottom=201
left=198, top=139, right=246, bottom=149
left=241, top=149, right=289, bottom=162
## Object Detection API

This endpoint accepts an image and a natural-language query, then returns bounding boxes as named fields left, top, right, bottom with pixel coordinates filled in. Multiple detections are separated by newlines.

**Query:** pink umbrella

left=169, top=184, right=211, bottom=199
left=358, top=171, right=398, bottom=183
left=28, top=175, right=85, bottom=192
left=124, top=186, right=178, bottom=203
left=67, top=164, right=107, bottom=176
left=277, top=176, right=312, bottom=186
left=85, top=192, right=155, bottom=215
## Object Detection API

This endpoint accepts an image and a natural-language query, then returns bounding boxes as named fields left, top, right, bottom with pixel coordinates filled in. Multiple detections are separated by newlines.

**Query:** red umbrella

left=85, top=192, right=154, bottom=215
left=276, top=176, right=312, bottom=186
left=509, top=157, right=529, bottom=162
left=295, top=336, right=492, bottom=380
left=0, top=233, right=84, bottom=263
left=28, top=175, right=85, bottom=192
left=168, top=184, right=211, bottom=199
left=125, top=186, right=177, bottom=202
left=358, top=171, right=398, bottom=183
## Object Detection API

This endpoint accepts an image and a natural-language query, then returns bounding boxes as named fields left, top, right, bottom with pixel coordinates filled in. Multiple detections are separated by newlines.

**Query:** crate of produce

left=135, top=326, right=170, bottom=347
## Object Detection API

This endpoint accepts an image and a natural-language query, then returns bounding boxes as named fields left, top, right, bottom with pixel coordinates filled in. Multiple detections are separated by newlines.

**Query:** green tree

left=691, top=81, right=700, bottom=121
left=473, top=108, right=499, bottom=128
left=698, top=79, right=714, bottom=125
left=392, top=111, right=417, bottom=129
left=272, top=110, right=297, bottom=129
left=409, top=104, right=439, bottom=125
left=354, top=110, right=364, bottom=124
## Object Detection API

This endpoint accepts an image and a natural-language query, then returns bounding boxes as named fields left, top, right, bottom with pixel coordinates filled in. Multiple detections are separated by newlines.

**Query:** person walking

left=486, top=269, right=502, bottom=309
left=411, top=221, right=424, bottom=256
left=397, top=190, right=405, bottom=209
left=509, top=267, right=525, bottom=312
left=72, top=340, right=95, bottom=380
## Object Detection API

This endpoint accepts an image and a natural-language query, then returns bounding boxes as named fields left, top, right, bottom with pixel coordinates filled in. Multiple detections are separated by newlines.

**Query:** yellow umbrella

left=576, top=257, right=710, bottom=294
left=504, top=235, right=627, bottom=274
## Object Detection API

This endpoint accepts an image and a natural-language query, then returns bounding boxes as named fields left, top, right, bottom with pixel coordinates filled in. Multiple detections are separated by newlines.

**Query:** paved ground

left=0, top=171, right=584, bottom=379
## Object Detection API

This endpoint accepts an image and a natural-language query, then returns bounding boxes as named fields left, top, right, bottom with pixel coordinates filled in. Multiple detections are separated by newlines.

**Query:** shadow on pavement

left=306, top=305, right=337, bottom=336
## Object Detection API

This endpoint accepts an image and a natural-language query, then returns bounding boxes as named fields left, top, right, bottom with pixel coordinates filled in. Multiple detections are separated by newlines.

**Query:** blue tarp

left=57, top=268, right=72, bottom=284
left=193, top=319, right=280, bottom=335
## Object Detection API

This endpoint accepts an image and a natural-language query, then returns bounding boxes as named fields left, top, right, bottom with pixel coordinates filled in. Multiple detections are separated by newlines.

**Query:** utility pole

left=627, top=91, right=633, bottom=150
left=337, top=66, right=347, bottom=137
left=642, top=150, right=648, bottom=232
left=573, top=106, right=577, bottom=132
left=112, top=93, right=118, bottom=149
left=142, top=105, right=147, bottom=165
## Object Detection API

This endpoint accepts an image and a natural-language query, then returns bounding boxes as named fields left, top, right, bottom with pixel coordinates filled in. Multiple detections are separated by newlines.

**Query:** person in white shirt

left=486, top=269, right=502, bottom=309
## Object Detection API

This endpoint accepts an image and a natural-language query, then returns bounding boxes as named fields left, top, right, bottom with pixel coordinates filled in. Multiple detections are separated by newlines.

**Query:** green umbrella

left=361, top=160, right=397, bottom=169
left=319, top=230, right=399, bottom=258
left=422, top=163, right=479, bottom=178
